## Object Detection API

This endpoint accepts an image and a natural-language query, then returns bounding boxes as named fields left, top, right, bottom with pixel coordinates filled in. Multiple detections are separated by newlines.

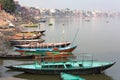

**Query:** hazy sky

left=18, top=0, right=120, bottom=11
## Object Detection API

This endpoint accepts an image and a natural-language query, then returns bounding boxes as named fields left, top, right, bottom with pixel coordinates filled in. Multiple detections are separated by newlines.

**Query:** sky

left=18, top=0, right=120, bottom=11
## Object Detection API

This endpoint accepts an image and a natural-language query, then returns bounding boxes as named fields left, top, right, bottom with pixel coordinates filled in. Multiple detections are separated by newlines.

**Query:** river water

left=0, top=17, right=120, bottom=80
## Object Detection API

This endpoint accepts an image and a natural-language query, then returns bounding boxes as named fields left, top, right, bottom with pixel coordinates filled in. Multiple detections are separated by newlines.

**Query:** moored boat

left=32, top=52, right=75, bottom=59
left=61, top=72, right=85, bottom=80
left=14, top=42, right=71, bottom=48
left=9, top=39, right=45, bottom=45
left=14, top=45, right=77, bottom=54
left=0, top=52, right=33, bottom=59
left=0, top=54, right=33, bottom=59
left=5, top=57, right=115, bottom=75
left=9, top=32, right=42, bottom=40
left=21, top=30, right=46, bottom=34
left=24, top=23, right=38, bottom=27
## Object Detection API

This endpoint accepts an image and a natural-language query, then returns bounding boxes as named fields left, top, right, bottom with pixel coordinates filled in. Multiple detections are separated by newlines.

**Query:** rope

left=71, top=28, right=79, bottom=46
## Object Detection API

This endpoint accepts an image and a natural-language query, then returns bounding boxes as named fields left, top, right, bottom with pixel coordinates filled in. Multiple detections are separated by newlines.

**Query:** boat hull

left=10, top=39, right=45, bottom=45
left=10, top=32, right=42, bottom=40
left=6, top=62, right=115, bottom=75
left=21, top=30, right=46, bottom=34
left=33, top=52, right=75, bottom=59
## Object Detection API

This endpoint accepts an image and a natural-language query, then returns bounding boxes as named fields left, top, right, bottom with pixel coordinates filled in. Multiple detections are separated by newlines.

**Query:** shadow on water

left=15, top=73, right=61, bottom=80
left=81, top=73, right=113, bottom=80
left=14, top=72, right=113, bottom=80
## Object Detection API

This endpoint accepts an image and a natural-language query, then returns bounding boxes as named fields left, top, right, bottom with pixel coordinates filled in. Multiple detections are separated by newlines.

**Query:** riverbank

left=0, top=10, right=16, bottom=28
left=0, top=10, right=39, bottom=52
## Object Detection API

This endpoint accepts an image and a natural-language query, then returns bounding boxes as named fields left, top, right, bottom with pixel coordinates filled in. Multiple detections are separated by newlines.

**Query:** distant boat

left=106, top=21, right=109, bottom=23
left=39, top=18, right=46, bottom=23
left=6, top=56, right=115, bottom=74
left=61, top=72, right=85, bottom=80
left=85, top=19, right=90, bottom=22
left=48, top=23, right=53, bottom=26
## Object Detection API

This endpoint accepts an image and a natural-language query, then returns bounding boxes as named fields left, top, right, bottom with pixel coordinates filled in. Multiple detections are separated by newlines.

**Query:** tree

left=0, top=0, right=16, bottom=13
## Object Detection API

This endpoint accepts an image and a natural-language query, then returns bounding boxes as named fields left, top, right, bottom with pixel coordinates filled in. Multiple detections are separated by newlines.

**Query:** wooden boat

left=14, top=45, right=77, bottom=54
left=61, top=72, right=85, bottom=80
left=30, top=52, right=75, bottom=59
left=14, top=42, right=71, bottom=48
left=0, top=54, right=33, bottom=59
left=44, top=52, right=74, bottom=59
left=5, top=57, right=115, bottom=74
left=21, top=30, right=46, bottom=34
left=24, top=23, right=38, bottom=27
left=9, top=39, right=45, bottom=45
left=10, top=32, right=41, bottom=40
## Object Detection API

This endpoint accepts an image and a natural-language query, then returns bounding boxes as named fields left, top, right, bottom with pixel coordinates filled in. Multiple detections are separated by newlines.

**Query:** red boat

left=14, top=42, right=71, bottom=48
left=14, top=45, right=77, bottom=54
left=10, top=32, right=41, bottom=40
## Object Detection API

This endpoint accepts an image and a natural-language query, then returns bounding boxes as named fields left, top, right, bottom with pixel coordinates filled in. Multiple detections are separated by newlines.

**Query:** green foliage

left=0, top=0, right=16, bottom=13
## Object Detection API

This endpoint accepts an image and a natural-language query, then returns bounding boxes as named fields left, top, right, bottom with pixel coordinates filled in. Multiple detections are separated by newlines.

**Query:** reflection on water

left=82, top=74, right=113, bottom=80
left=14, top=73, right=113, bottom=80
left=0, top=60, right=3, bottom=65
left=15, top=73, right=61, bottom=80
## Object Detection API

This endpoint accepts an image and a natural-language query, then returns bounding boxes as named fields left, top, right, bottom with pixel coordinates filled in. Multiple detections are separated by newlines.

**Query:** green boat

left=61, top=72, right=85, bottom=80
left=6, top=55, right=115, bottom=75
left=48, top=23, right=53, bottom=26
left=24, top=23, right=38, bottom=27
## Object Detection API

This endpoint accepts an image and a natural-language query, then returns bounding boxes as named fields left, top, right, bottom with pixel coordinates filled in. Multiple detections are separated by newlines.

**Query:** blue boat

left=14, top=45, right=77, bottom=54
left=61, top=72, right=85, bottom=80
left=39, top=18, right=46, bottom=23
